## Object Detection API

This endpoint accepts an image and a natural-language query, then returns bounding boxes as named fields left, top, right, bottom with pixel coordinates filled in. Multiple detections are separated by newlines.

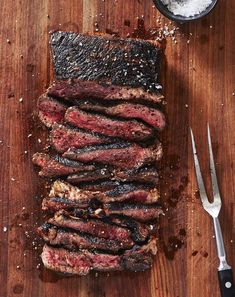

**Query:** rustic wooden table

left=0, top=1, right=234, bottom=296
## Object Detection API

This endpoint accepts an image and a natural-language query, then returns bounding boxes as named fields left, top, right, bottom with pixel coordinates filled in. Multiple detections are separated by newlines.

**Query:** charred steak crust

left=50, top=32, right=162, bottom=92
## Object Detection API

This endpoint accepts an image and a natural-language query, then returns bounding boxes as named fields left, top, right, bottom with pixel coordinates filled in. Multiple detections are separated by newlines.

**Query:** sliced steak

left=67, top=165, right=159, bottom=185
left=41, top=244, right=122, bottom=275
left=65, top=107, right=154, bottom=142
left=43, top=180, right=159, bottom=212
left=32, top=153, right=95, bottom=177
left=47, top=79, right=163, bottom=104
left=103, top=203, right=163, bottom=222
left=38, top=95, right=67, bottom=128
left=50, top=124, right=112, bottom=153
left=41, top=244, right=152, bottom=275
left=63, top=142, right=162, bottom=169
left=38, top=223, right=134, bottom=252
left=48, top=211, right=132, bottom=242
left=50, top=32, right=162, bottom=92
left=79, top=102, right=166, bottom=131
left=67, top=168, right=113, bottom=184
left=103, top=215, right=150, bottom=244
left=78, top=180, right=121, bottom=192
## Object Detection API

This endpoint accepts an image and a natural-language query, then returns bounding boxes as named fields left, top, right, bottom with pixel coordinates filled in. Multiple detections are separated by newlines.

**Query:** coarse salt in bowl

left=152, top=0, right=218, bottom=22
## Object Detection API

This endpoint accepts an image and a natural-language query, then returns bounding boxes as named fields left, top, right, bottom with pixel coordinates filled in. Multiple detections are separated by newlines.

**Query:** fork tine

left=190, top=128, right=211, bottom=209
left=207, top=125, right=222, bottom=206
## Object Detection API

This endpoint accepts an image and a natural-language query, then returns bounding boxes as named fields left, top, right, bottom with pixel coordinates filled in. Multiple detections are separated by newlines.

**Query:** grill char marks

left=42, top=180, right=160, bottom=211
left=50, top=32, right=162, bottom=92
left=47, top=79, right=164, bottom=104
left=63, top=142, right=162, bottom=169
left=38, top=95, right=67, bottom=128
left=67, top=165, right=159, bottom=185
left=32, top=153, right=95, bottom=177
left=48, top=211, right=132, bottom=242
left=79, top=102, right=166, bottom=131
left=50, top=124, right=112, bottom=153
left=38, top=223, right=134, bottom=252
left=65, top=107, right=154, bottom=142
left=41, top=244, right=152, bottom=275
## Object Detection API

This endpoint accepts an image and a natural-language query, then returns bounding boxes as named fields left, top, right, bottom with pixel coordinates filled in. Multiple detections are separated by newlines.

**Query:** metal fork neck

left=213, top=217, right=231, bottom=271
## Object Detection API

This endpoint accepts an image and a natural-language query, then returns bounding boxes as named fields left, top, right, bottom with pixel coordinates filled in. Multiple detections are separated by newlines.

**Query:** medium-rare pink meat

left=38, top=223, right=134, bottom=252
left=47, top=79, right=163, bottom=104
left=41, top=244, right=153, bottom=275
left=38, top=95, right=67, bottom=128
left=65, top=107, right=154, bottom=142
left=32, top=153, right=95, bottom=177
left=41, top=244, right=122, bottom=275
left=50, top=124, right=112, bottom=153
left=79, top=102, right=166, bottom=131
left=63, top=142, right=163, bottom=169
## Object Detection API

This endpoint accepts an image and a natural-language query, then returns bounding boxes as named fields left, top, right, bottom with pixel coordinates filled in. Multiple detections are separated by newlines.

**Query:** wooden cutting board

left=0, top=1, right=234, bottom=296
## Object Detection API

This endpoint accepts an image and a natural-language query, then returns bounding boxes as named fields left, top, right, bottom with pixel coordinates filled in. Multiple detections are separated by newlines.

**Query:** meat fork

left=190, top=126, right=235, bottom=297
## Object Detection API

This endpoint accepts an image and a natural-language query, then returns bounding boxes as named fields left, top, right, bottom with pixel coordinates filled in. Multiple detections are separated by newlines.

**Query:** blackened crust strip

left=50, top=32, right=162, bottom=92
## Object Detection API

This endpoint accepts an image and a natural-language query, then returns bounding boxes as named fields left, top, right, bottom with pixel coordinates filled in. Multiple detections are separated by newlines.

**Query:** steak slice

left=103, top=203, right=163, bottom=222
left=63, top=142, right=162, bottom=169
left=41, top=244, right=122, bottom=275
left=41, top=244, right=152, bottom=275
left=67, top=165, right=159, bottom=185
left=32, top=153, right=95, bottom=177
left=50, top=32, right=162, bottom=92
left=65, top=107, right=154, bottom=142
left=50, top=124, right=112, bottom=153
left=102, top=216, right=150, bottom=244
left=48, top=211, right=132, bottom=242
left=79, top=102, right=166, bottom=131
left=38, top=223, right=134, bottom=252
left=38, top=95, right=67, bottom=128
left=42, top=180, right=160, bottom=212
left=47, top=79, right=164, bottom=104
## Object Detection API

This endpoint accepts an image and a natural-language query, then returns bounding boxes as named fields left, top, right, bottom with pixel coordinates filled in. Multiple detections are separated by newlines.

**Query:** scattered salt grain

left=3, top=226, right=7, bottom=232
left=161, top=0, right=213, bottom=17
left=19, top=97, right=23, bottom=103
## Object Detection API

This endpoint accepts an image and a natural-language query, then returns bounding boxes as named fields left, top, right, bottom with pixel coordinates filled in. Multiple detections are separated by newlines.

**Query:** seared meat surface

left=50, top=32, right=162, bottom=92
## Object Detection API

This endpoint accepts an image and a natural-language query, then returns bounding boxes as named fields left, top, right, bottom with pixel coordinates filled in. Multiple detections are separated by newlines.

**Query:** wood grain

left=0, top=0, right=234, bottom=296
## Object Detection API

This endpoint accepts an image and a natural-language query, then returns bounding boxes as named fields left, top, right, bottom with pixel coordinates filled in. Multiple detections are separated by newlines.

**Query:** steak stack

left=33, top=33, right=165, bottom=275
